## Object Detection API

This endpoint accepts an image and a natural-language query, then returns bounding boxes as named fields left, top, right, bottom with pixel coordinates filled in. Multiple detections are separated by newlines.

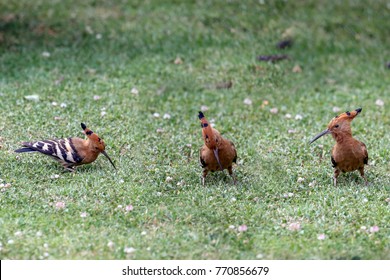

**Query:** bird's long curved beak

left=101, top=150, right=116, bottom=169
left=213, top=148, right=224, bottom=171
left=309, top=129, right=331, bottom=144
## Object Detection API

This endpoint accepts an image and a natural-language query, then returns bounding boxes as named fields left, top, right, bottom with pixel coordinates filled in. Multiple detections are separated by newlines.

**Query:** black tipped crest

left=81, top=123, right=87, bottom=130
left=198, top=111, right=205, bottom=119
left=356, top=108, right=362, bottom=113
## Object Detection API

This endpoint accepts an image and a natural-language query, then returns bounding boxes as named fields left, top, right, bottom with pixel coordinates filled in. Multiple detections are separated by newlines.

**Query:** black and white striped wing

left=22, top=138, right=83, bottom=164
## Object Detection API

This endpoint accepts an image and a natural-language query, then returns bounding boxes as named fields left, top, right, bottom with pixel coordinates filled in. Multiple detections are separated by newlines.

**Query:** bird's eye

left=335, top=124, right=339, bottom=128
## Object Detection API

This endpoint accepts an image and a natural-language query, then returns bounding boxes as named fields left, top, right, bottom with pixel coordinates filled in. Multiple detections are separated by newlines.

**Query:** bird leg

left=202, top=169, right=208, bottom=186
left=359, top=167, right=368, bottom=186
left=228, top=166, right=237, bottom=185
left=62, top=163, right=75, bottom=172
left=333, top=169, right=340, bottom=186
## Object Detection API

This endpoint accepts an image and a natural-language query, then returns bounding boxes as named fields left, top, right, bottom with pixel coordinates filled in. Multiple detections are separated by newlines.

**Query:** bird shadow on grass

left=323, top=172, right=383, bottom=189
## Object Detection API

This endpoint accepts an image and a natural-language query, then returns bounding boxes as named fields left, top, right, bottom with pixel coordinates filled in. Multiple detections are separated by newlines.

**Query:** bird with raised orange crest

left=310, top=108, right=368, bottom=186
left=15, top=123, right=116, bottom=172
left=198, top=111, right=237, bottom=185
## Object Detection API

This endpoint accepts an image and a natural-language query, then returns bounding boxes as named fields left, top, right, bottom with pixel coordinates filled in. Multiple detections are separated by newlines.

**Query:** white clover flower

left=295, top=114, right=303, bottom=120
left=375, top=99, right=384, bottom=107
left=200, top=105, right=209, bottom=111
left=333, top=107, right=341, bottom=113
left=270, top=108, right=278, bottom=114
left=244, top=98, right=252, bottom=105
left=107, top=241, right=115, bottom=248
left=317, top=234, right=326, bottom=240
left=124, top=247, right=136, bottom=254
left=288, top=222, right=300, bottom=231
left=238, top=225, right=248, bottom=232
left=131, top=88, right=139, bottom=95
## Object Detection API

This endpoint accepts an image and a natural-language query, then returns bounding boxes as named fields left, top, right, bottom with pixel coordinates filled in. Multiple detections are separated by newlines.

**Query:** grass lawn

left=0, top=0, right=389, bottom=259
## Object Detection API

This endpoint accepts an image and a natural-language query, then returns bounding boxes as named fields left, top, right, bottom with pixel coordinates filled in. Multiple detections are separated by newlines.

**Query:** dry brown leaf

left=174, top=57, right=183, bottom=64
left=215, top=81, right=232, bottom=89
left=292, top=65, right=302, bottom=73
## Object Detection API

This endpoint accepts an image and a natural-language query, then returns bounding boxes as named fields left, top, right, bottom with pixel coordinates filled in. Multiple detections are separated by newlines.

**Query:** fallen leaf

left=292, top=65, right=302, bottom=73
left=215, top=81, right=233, bottom=89
left=1, top=14, right=16, bottom=23
left=54, top=76, right=64, bottom=85
left=33, top=24, right=57, bottom=36
left=174, top=57, right=183, bottom=64
left=282, top=27, right=295, bottom=39
left=257, top=54, right=289, bottom=62
left=277, top=39, right=293, bottom=49
left=24, top=95, right=40, bottom=102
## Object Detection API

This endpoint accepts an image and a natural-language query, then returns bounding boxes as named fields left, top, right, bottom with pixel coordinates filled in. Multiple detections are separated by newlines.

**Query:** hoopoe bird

left=310, top=108, right=368, bottom=186
left=15, top=123, right=116, bottom=172
left=198, top=111, right=237, bottom=185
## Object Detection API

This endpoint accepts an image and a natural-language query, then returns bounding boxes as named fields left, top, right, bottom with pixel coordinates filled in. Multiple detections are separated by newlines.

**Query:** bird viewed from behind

left=198, top=111, right=237, bottom=185
left=15, top=123, right=116, bottom=172
left=310, top=108, right=368, bottom=186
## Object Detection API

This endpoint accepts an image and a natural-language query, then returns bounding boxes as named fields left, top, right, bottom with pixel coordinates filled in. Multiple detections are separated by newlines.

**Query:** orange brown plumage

left=310, top=108, right=368, bottom=186
left=198, top=111, right=237, bottom=185
left=15, top=123, right=116, bottom=172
